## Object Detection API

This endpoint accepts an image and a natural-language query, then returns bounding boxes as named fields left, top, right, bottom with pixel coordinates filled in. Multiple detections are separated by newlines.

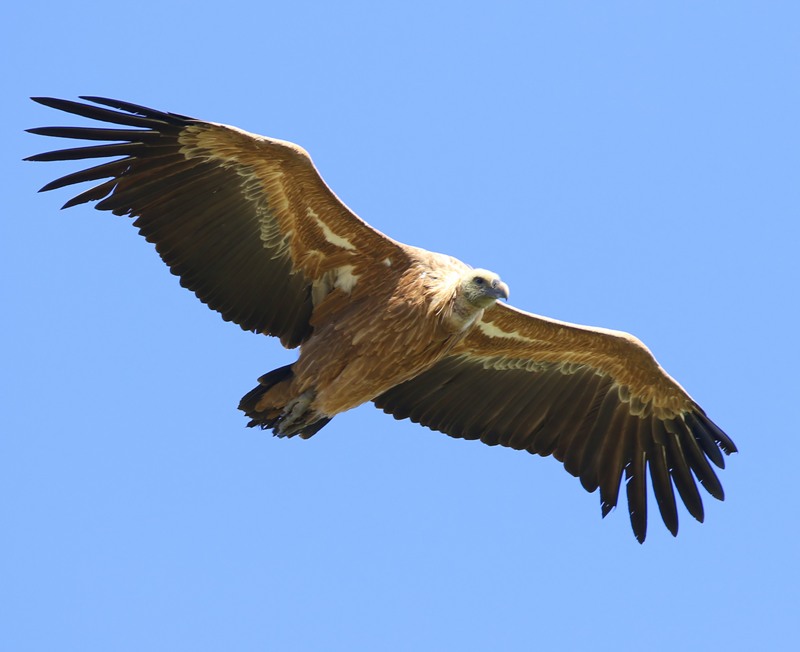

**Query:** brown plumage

left=26, top=96, right=737, bottom=542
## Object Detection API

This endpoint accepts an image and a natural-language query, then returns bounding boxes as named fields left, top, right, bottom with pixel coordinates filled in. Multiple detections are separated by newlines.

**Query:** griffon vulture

left=26, top=96, right=737, bottom=542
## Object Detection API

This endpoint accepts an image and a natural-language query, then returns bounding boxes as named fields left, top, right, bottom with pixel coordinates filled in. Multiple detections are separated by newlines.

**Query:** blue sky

left=3, top=2, right=798, bottom=650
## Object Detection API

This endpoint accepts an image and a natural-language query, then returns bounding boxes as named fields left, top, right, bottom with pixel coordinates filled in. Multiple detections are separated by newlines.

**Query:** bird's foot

left=275, top=390, right=315, bottom=437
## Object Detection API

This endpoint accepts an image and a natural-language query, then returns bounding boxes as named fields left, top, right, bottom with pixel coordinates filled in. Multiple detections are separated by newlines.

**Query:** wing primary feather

left=598, top=411, right=638, bottom=517
left=678, top=417, right=726, bottom=501
left=663, top=418, right=705, bottom=523
left=95, top=158, right=207, bottom=214
left=696, top=411, right=737, bottom=454
left=626, top=427, right=648, bottom=544
left=25, top=142, right=151, bottom=162
left=31, top=97, right=172, bottom=129
left=37, top=158, right=133, bottom=192
left=79, top=95, right=194, bottom=122
left=31, top=97, right=190, bottom=129
left=26, top=126, right=162, bottom=142
left=117, top=164, right=226, bottom=217
left=688, top=413, right=727, bottom=468
left=61, top=179, right=119, bottom=209
left=687, top=411, right=738, bottom=460
left=646, top=418, right=679, bottom=537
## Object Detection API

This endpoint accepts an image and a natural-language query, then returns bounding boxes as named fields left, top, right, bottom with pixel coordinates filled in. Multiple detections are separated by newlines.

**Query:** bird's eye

left=473, top=277, right=484, bottom=285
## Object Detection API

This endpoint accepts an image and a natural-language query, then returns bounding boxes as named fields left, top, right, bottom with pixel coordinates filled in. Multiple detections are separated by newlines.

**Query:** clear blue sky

left=3, top=2, right=798, bottom=650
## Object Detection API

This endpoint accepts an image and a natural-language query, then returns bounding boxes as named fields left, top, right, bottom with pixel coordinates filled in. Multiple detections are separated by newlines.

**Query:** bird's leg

left=276, top=390, right=316, bottom=437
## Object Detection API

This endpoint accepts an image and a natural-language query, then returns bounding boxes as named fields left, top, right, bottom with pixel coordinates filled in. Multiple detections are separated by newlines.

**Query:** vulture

left=27, top=96, right=737, bottom=542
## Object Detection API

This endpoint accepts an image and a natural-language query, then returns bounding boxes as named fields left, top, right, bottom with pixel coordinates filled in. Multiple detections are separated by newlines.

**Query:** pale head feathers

left=459, top=268, right=510, bottom=309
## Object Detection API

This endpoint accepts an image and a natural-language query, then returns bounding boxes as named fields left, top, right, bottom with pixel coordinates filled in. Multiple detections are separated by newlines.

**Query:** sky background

left=3, top=2, right=799, bottom=650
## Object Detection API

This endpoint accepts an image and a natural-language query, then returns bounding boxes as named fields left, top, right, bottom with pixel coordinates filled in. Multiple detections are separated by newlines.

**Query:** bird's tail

left=239, top=364, right=332, bottom=439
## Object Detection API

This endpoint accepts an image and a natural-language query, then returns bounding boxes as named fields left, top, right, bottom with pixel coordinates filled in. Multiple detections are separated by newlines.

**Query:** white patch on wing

left=334, top=265, right=359, bottom=293
left=476, top=319, right=535, bottom=343
left=382, top=257, right=392, bottom=267
left=307, top=207, right=356, bottom=250
left=311, top=264, right=360, bottom=304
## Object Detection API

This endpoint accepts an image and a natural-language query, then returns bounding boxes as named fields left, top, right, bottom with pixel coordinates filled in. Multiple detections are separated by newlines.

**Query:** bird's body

left=243, top=249, right=486, bottom=435
left=27, top=96, right=737, bottom=541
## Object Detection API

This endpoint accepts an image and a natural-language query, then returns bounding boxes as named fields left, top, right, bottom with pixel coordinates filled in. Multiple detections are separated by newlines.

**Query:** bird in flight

left=27, top=96, right=737, bottom=542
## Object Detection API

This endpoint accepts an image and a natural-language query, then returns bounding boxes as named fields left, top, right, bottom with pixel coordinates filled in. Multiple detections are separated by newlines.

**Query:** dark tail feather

left=239, top=364, right=294, bottom=428
left=297, top=416, right=332, bottom=439
left=238, top=364, right=332, bottom=438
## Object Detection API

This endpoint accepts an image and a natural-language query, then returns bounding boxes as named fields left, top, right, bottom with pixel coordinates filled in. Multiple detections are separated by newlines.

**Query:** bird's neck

left=443, top=292, right=484, bottom=334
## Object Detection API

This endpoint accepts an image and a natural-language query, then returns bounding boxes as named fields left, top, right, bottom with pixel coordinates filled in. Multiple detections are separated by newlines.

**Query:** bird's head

left=460, top=268, right=510, bottom=308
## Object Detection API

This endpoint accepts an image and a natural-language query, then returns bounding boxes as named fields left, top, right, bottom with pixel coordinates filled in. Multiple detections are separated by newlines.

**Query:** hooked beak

left=490, top=280, right=510, bottom=301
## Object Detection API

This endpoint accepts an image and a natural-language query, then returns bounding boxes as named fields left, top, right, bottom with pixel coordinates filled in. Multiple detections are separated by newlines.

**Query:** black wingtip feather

left=626, top=449, right=648, bottom=543
left=30, top=96, right=172, bottom=129
left=695, top=411, right=738, bottom=455
left=30, top=96, right=66, bottom=109
left=60, top=178, right=118, bottom=209
left=24, top=143, right=140, bottom=162
left=664, top=420, right=706, bottom=523
left=26, top=126, right=161, bottom=142
left=79, top=96, right=194, bottom=123
left=686, top=412, right=727, bottom=469
left=596, top=411, right=638, bottom=520
left=36, top=159, right=132, bottom=193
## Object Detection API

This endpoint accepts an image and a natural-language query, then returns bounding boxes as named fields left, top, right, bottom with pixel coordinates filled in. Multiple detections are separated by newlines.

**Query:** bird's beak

left=491, top=280, right=510, bottom=301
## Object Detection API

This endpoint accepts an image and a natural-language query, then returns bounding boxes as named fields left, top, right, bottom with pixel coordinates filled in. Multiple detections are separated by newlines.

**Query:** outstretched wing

left=26, top=96, right=406, bottom=348
left=375, top=303, right=736, bottom=542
